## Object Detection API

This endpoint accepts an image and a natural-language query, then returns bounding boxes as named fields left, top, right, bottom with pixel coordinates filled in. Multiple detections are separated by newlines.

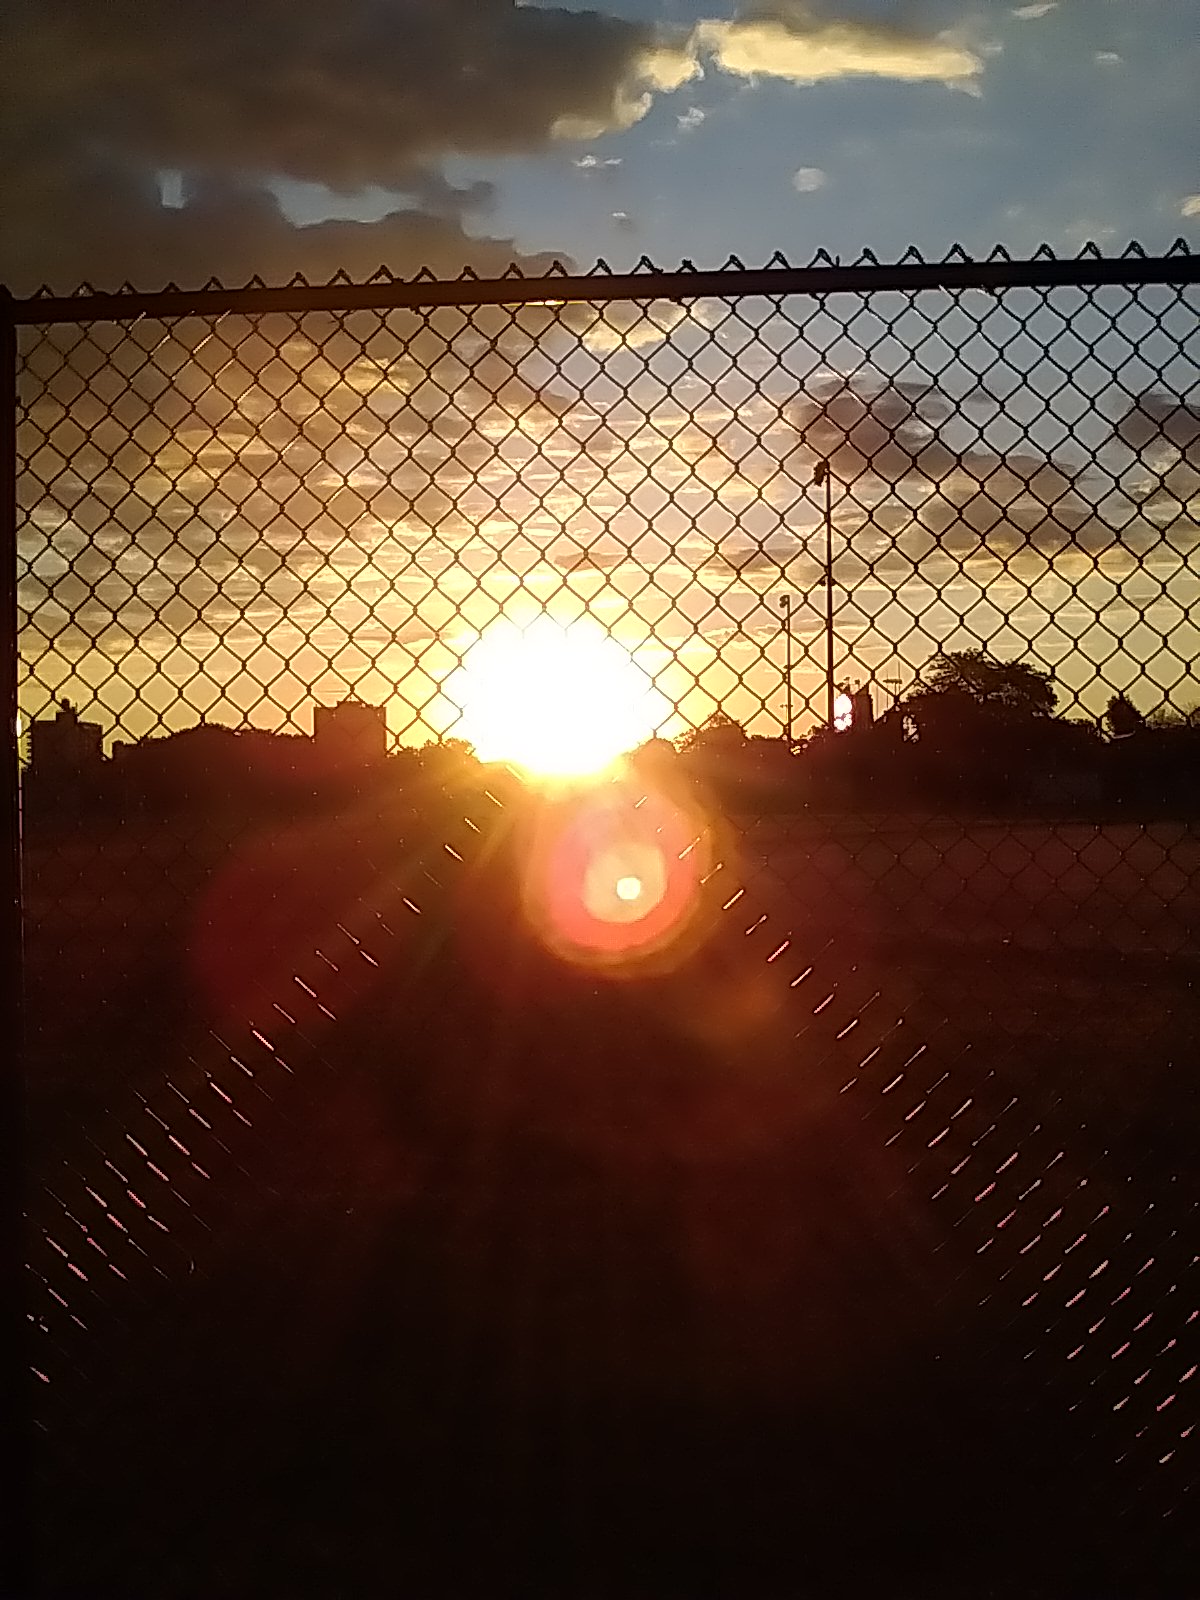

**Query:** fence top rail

left=4, top=243, right=1198, bottom=327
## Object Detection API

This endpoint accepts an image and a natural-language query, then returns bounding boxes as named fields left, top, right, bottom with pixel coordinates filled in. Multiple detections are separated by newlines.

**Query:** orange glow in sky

left=446, top=616, right=670, bottom=778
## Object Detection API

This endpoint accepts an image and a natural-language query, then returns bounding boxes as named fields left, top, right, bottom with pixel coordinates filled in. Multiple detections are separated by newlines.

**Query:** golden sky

left=16, top=279, right=1200, bottom=751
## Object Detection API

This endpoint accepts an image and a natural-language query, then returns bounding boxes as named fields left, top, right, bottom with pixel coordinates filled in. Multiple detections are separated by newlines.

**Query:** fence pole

left=824, top=467, right=835, bottom=730
left=0, top=288, right=30, bottom=1598
left=779, top=594, right=793, bottom=745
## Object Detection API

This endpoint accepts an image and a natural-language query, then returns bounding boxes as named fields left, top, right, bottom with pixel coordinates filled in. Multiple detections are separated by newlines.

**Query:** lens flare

left=522, top=777, right=712, bottom=975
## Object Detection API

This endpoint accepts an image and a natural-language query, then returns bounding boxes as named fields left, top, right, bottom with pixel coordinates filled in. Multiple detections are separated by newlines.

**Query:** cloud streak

left=695, top=4, right=981, bottom=90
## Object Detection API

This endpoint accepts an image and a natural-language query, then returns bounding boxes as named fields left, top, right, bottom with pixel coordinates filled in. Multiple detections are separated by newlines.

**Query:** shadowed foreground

left=27, top=792, right=1198, bottom=1597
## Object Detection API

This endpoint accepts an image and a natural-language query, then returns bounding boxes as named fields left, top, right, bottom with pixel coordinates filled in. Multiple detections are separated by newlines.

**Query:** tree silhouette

left=1104, top=693, right=1145, bottom=739
left=630, top=736, right=678, bottom=772
left=1144, top=703, right=1200, bottom=730
left=890, top=649, right=1063, bottom=810
left=676, top=709, right=749, bottom=756
left=911, top=649, right=1056, bottom=721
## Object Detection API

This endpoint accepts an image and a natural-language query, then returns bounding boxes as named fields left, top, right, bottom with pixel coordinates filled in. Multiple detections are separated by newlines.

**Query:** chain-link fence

left=9, top=248, right=1199, bottom=1597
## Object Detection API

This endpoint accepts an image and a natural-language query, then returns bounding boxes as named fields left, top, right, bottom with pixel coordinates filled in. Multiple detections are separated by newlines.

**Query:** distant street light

left=813, top=459, right=836, bottom=729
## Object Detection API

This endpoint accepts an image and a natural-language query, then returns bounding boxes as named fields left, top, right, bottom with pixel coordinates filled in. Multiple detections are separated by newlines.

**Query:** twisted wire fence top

left=9, top=237, right=1198, bottom=318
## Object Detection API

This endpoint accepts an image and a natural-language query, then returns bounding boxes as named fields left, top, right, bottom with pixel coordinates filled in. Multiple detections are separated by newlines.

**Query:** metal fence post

left=1, top=287, right=30, bottom=1598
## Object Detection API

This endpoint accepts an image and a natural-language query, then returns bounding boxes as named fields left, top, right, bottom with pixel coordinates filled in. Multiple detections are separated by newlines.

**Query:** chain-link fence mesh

left=11, top=248, right=1199, bottom=1596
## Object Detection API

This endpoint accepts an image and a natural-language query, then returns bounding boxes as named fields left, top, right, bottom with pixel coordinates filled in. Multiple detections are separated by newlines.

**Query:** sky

left=6, top=1, right=1200, bottom=750
left=5, top=0, right=1198, bottom=292
left=278, top=0, right=1200, bottom=275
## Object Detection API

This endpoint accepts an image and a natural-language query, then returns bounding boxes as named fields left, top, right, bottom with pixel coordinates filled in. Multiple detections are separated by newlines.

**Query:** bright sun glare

left=448, top=616, right=668, bottom=778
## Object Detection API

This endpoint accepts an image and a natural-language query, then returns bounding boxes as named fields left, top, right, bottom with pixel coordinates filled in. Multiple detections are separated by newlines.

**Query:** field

left=741, top=815, right=1200, bottom=955
left=24, top=803, right=1200, bottom=1597
left=740, top=815, right=1200, bottom=1166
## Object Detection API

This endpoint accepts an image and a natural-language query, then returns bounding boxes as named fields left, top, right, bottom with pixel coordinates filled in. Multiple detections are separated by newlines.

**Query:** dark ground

left=24, top=797, right=1199, bottom=1597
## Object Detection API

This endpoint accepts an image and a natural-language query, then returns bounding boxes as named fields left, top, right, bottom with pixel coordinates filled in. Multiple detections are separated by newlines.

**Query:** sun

left=447, top=616, right=668, bottom=778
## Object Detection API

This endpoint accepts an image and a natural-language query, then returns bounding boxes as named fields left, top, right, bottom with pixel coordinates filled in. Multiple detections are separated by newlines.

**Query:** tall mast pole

left=779, top=593, right=793, bottom=745
left=814, top=460, right=835, bottom=728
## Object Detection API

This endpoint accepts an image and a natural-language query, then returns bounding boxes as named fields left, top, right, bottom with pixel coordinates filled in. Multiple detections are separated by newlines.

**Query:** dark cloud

left=1139, top=460, right=1200, bottom=518
left=911, top=493, right=1122, bottom=554
left=8, top=0, right=686, bottom=189
left=784, top=370, right=1080, bottom=504
left=3, top=0, right=696, bottom=292
left=548, top=543, right=627, bottom=574
left=4, top=163, right=574, bottom=296
left=864, top=490, right=1193, bottom=567
left=4, top=0, right=985, bottom=296
left=1114, top=391, right=1200, bottom=459
left=703, top=539, right=802, bottom=578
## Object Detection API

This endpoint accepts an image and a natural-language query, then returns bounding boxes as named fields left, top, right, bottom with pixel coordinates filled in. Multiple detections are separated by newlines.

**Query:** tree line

left=22, top=648, right=1200, bottom=827
left=656, top=649, right=1200, bottom=817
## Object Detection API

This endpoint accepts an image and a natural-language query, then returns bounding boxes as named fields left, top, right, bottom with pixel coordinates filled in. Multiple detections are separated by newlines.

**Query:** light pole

left=813, top=459, right=835, bottom=729
left=777, top=593, right=793, bottom=745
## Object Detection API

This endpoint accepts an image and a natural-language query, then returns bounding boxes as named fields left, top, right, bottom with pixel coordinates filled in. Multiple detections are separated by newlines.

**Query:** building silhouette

left=834, top=682, right=875, bottom=732
left=29, top=698, right=104, bottom=776
left=851, top=684, right=875, bottom=729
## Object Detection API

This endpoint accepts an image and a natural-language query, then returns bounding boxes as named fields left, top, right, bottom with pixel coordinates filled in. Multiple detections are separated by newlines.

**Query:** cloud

left=1180, top=196, right=1200, bottom=218
left=1012, top=3, right=1057, bottom=18
left=4, top=0, right=995, bottom=296
left=1114, top=392, right=1200, bottom=461
left=555, top=417, right=625, bottom=460
left=703, top=540, right=800, bottom=578
left=611, top=210, right=636, bottom=233
left=12, top=1, right=693, bottom=187
left=694, top=4, right=982, bottom=90
left=1138, top=460, right=1200, bottom=521
left=548, top=542, right=627, bottom=574
left=573, top=299, right=695, bottom=354
left=783, top=371, right=1081, bottom=508
left=791, top=166, right=827, bottom=193
left=1094, top=51, right=1122, bottom=66
left=552, top=36, right=701, bottom=139
left=3, top=166, right=575, bottom=295
left=3, top=0, right=698, bottom=291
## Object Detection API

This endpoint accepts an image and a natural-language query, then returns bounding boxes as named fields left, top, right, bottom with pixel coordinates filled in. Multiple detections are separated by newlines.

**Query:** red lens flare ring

left=522, top=778, right=711, bottom=974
